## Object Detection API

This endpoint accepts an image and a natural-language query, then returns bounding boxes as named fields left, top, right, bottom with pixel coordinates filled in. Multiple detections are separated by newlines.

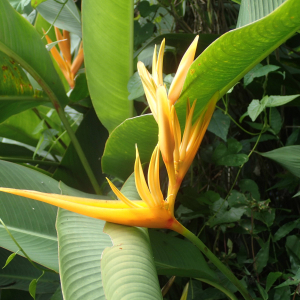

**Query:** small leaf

left=207, top=109, right=230, bottom=141
left=212, top=139, right=248, bottom=166
left=29, top=279, right=37, bottom=299
left=247, top=95, right=269, bottom=122
left=209, top=207, right=246, bottom=227
left=239, top=179, right=261, bottom=201
left=266, top=95, right=300, bottom=107
left=228, top=190, right=249, bottom=208
left=273, top=219, right=300, bottom=242
left=244, top=64, right=280, bottom=86
left=266, top=272, right=282, bottom=292
left=269, top=107, right=282, bottom=134
left=256, top=238, right=270, bottom=274
left=2, top=251, right=18, bottom=269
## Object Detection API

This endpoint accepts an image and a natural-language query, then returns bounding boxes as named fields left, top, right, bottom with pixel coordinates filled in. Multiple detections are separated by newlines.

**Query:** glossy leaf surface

left=82, top=0, right=133, bottom=133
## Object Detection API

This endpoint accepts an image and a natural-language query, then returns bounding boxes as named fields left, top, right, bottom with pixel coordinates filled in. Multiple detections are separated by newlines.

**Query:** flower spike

left=0, top=38, right=219, bottom=237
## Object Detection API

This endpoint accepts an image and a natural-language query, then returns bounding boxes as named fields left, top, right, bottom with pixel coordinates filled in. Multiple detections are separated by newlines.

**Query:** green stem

left=197, top=278, right=238, bottom=300
left=181, top=226, right=252, bottom=300
left=56, top=108, right=102, bottom=194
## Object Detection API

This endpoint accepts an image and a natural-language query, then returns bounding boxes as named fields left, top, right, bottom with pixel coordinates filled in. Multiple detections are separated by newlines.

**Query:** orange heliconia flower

left=0, top=37, right=219, bottom=234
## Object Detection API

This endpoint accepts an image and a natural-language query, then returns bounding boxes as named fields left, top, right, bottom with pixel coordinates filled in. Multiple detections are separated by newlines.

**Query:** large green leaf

left=0, top=51, right=49, bottom=123
left=259, top=146, right=300, bottom=178
left=103, top=0, right=300, bottom=179
left=53, top=109, right=108, bottom=193
left=56, top=184, right=112, bottom=300
left=35, top=0, right=82, bottom=37
left=0, top=0, right=68, bottom=107
left=237, top=0, right=286, bottom=27
left=0, top=247, right=59, bottom=293
left=102, top=115, right=158, bottom=180
left=82, top=0, right=133, bottom=133
left=101, top=224, right=163, bottom=300
left=0, top=160, right=59, bottom=272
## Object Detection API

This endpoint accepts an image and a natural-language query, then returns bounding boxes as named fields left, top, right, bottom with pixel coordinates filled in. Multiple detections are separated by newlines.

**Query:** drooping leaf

left=101, top=223, right=163, bottom=300
left=237, top=0, right=286, bottom=28
left=56, top=183, right=112, bottom=300
left=82, top=0, right=133, bottom=133
left=259, top=146, right=300, bottom=178
left=0, top=0, right=68, bottom=107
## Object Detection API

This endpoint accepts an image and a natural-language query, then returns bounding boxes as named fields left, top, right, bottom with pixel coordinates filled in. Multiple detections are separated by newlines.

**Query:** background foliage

left=1, top=0, right=300, bottom=299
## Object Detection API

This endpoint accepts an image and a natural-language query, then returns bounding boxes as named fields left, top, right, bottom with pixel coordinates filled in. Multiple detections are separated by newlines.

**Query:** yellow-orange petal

left=137, top=61, right=158, bottom=121
left=157, top=86, right=176, bottom=187
left=71, top=42, right=84, bottom=76
left=44, top=32, right=72, bottom=87
left=171, top=106, right=181, bottom=172
left=0, top=187, right=178, bottom=229
left=134, top=145, right=156, bottom=207
left=55, top=27, right=71, bottom=68
left=180, top=99, right=197, bottom=161
left=106, top=178, right=142, bottom=208
left=180, top=91, right=219, bottom=179
left=63, top=30, right=72, bottom=65
left=156, top=39, right=165, bottom=86
left=148, top=144, right=164, bottom=206
left=168, top=36, right=199, bottom=105
left=152, top=44, right=157, bottom=80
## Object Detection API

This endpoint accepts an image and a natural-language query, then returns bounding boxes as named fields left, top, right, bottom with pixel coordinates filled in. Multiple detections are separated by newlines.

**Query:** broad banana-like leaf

left=0, top=160, right=59, bottom=272
left=82, top=0, right=133, bottom=133
left=56, top=184, right=112, bottom=300
left=102, top=0, right=300, bottom=179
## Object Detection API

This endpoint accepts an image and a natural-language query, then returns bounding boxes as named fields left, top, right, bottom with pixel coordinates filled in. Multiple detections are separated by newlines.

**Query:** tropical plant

left=0, top=0, right=300, bottom=299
